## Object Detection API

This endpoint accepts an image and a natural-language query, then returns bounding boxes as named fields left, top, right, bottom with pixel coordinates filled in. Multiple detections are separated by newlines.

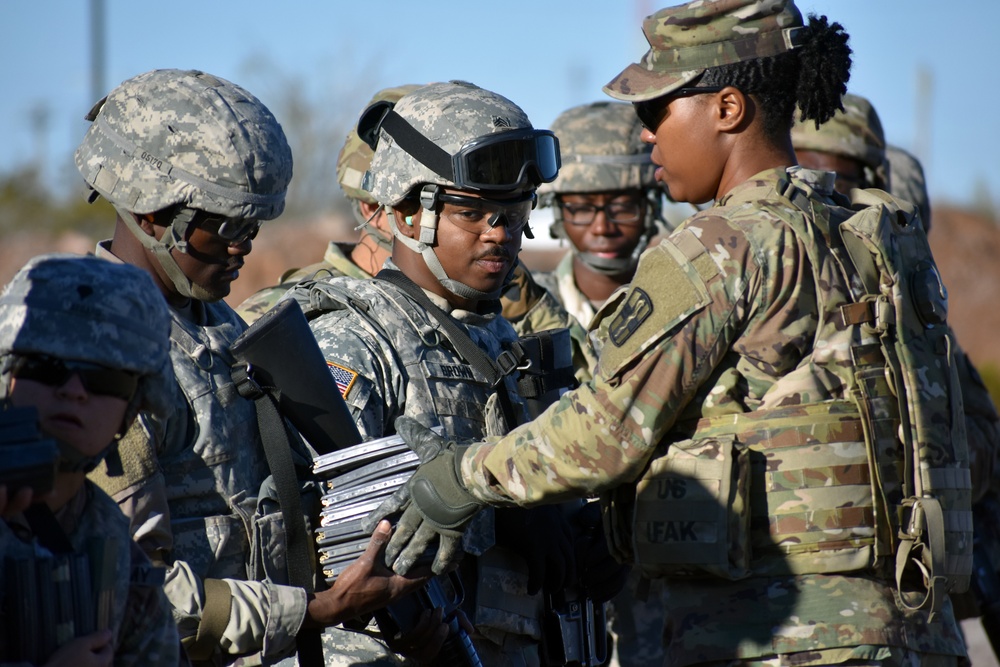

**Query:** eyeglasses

left=11, top=355, right=139, bottom=401
left=193, top=212, right=262, bottom=245
left=634, top=87, right=726, bottom=133
left=560, top=198, right=645, bottom=226
left=435, top=192, right=534, bottom=237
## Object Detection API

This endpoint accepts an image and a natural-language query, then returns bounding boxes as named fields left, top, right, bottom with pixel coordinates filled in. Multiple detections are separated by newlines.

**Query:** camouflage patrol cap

left=539, top=101, right=656, bottom=195
left=366, top=80, right=535, bottom=206
left=791, top=93, right=886, bottom=172
left=337, top=84, right=421, bottom=203
left=0, top=254, right=172, bottom=418
left=74, top=68, right=293, bottom=220
left=604, top=0, right=805, bottom=102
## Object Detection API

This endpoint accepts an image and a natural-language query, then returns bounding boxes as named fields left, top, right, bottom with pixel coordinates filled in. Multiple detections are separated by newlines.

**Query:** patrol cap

left=0, top=254, right=170, bottom=378
left=604, top=0, right=805, bottom=102
left=337, top=84, right=422, bottom=204
left=75, top=68, right=293, bottom=221
left=791, top=93, right=886, bottom=172
left=540, top=101, right=656, bottom=195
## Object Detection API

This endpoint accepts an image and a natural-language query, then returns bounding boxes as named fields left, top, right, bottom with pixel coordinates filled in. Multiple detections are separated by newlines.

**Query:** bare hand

left=0, top=484, right=35, bottom=520
left=44, top=630, right=114, bottom=667
left=305, top=520, right=431, bottom=627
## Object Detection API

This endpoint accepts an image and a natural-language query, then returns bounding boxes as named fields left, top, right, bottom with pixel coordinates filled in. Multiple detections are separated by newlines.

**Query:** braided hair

left=699, top=14, right=852, bottom=143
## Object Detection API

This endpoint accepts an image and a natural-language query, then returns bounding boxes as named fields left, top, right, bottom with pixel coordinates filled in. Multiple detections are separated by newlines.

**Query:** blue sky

left=2, top=1, right=998, bottom=210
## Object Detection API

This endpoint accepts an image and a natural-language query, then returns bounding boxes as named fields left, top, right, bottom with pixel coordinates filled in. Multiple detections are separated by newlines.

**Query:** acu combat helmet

left=359, top=80, right=561, bottom=301
left=0, top=254, right=172, bottom=472
left=791, top=92, right=888, bottom=190
left=539, top=101, right=665, bottom=275
left=74, top=68, right=293, bottom=300
left=337, top=84, right=421, bottom=252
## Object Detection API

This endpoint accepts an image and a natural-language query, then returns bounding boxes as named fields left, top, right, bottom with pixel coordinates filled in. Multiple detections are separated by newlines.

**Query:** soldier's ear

left=393, top=207, right=421, bottom=239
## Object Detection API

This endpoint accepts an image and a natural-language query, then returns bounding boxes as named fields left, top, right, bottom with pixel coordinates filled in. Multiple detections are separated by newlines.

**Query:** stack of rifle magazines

left=313, top=434, right=420, bottom=583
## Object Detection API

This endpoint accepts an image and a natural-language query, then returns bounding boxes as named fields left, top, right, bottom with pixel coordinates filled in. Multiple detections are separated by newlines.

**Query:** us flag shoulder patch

left=327, top=361, right=358, bottom=398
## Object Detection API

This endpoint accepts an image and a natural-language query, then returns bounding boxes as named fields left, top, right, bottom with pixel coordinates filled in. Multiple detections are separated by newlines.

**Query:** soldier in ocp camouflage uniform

left=373, top=2, right=973, bottom=665
left=76, top=68, right=432, bottom=666
left=534, top=101, right=667, bottom=335
left=288, top=80, right=622, bottom=666
left=0, top=254, right=182, bottom=666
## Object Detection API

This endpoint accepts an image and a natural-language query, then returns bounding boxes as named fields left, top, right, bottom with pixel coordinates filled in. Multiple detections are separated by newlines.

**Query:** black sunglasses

left=11, top=355, right=139, bottom=401
left=634, top=87, right=727, bottom=133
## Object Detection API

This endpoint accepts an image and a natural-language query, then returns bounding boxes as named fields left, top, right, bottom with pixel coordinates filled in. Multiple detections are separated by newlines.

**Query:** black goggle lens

left=11, top=355, right=139, bottom=401
left=456, top=131, right=561, bottom=191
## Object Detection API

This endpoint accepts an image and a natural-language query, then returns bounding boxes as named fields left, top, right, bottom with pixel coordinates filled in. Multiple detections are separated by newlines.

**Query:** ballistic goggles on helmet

left=359, top=101, right=561, bottom=192
left=11, top=354, right=140, bottom=401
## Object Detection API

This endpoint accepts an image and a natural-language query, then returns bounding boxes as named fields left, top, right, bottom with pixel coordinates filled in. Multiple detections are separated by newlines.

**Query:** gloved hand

left=363, top=416, right=485, bottom=575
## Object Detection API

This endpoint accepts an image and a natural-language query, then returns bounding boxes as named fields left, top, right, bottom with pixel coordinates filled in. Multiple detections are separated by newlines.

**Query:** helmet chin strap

left=116, top=205, right=217, bottom=302
left=388, top=204, right=510, bottom=303
left=577, top=228, right=652, bottom=277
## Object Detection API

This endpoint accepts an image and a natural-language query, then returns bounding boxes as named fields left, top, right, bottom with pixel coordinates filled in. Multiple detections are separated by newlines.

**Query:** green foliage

left=0, top=166, right=113, bottom=239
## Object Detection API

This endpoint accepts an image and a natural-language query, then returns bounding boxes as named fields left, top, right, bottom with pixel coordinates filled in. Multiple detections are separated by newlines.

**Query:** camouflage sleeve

left=460, top=218, right=760, bottom=504
left=91, top=410, right=307, bottom=661
left=235, top=284, right=294, bottom=325
left=308, top=308, right=404, bottom=440
left=114, top=542, right=186, bottom=667
left=953, top=341, right=1000, bottom=502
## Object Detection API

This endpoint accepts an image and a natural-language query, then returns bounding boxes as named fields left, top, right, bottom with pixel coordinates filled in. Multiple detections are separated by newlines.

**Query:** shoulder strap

left=374, top=269, right=523, bottom=431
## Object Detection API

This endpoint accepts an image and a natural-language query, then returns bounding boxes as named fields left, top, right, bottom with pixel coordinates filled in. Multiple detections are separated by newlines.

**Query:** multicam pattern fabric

left=457, top=167, right=968, bottom=664
left=886, top=144, right=931, bottom=231
left=604, top=0, right=805, bottom=102
left=235, top=242, right=369, bottom=324
left=287, top=268, right=545, bottom=664
left=534, top=252, right=599, bottom=332
left=500, top=260, right=597, bottom=383
left=366, top=81, right=535, bottom=207
left=74, top=69, right=292, bottom=221
left=0, top=483, right=182, bottom=666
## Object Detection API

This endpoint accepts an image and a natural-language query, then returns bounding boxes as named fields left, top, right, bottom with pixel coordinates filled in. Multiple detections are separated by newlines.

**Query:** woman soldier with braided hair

left=371, top=1, right=972, bottom=665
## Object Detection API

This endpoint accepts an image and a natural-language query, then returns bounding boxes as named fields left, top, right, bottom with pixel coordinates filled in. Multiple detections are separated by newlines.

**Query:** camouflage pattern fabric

left=604, top=0, right=805, bottom=102
left=287, top=267, right=545, bottom=665
left=0, top=253, right=173, bottom=421
left=0, top=482, right=182, bottom=666
left=235, top=242, right=368, bottom=324
left=366, top=80, right=535, bottom=207
left=74, top=69, right=291, bottom=221
left=500, top=260, right=597, bottom=383
left=886, top=144, right=931, bottom=231
left=791, top=92, right=889, bottom=190
left=456, top=168, right=968, bottom=665
left=89, top=243, right=309, bottom=666
left=606, top=571, right=668, bottom=667
left=534, top=252, right=600, bottom=332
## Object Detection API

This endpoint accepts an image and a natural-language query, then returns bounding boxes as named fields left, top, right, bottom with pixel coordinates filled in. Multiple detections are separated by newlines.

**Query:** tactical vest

left=159, top=304, right=270, bottom=582
left=621, top=173, right=971, bottom=616
left=297, top=278, right=546, bottom=646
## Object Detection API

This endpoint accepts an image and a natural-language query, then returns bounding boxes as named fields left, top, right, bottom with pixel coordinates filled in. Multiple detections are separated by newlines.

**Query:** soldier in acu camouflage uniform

left=288, top=80, right=624, bottom=666
left=534, top=101, right=666, bottom=335
left=75, top=68, right=433, bottom=666
left=373, top=2, right=975, bottom=666
left=0, top=254, right=183, bottom=666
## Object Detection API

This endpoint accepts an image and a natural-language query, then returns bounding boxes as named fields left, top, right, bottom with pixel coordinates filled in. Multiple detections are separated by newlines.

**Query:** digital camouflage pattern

left=791, top=92, right=889, bottom=189
left=366, top=80, right=535, bottom=206
left=0, top=253, right=172, bottom=418
left=0, top=483, right=182, bottom=666
left=75, top=69, right=292, bottom=221
left=235, top=242, right=368, bottom=324
left=286, top=269, right=547, bottom=664
left=604, top=0, right=805, bottom=102
left=457, top=167, right=968, bottom=664
left=89, top=245, right=309, bottom=666
left=338, top=84, right=422, bottom=205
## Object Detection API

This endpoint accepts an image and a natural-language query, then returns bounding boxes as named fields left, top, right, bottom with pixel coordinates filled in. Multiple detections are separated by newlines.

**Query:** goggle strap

left=379, top=110, right=455, bottom=183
